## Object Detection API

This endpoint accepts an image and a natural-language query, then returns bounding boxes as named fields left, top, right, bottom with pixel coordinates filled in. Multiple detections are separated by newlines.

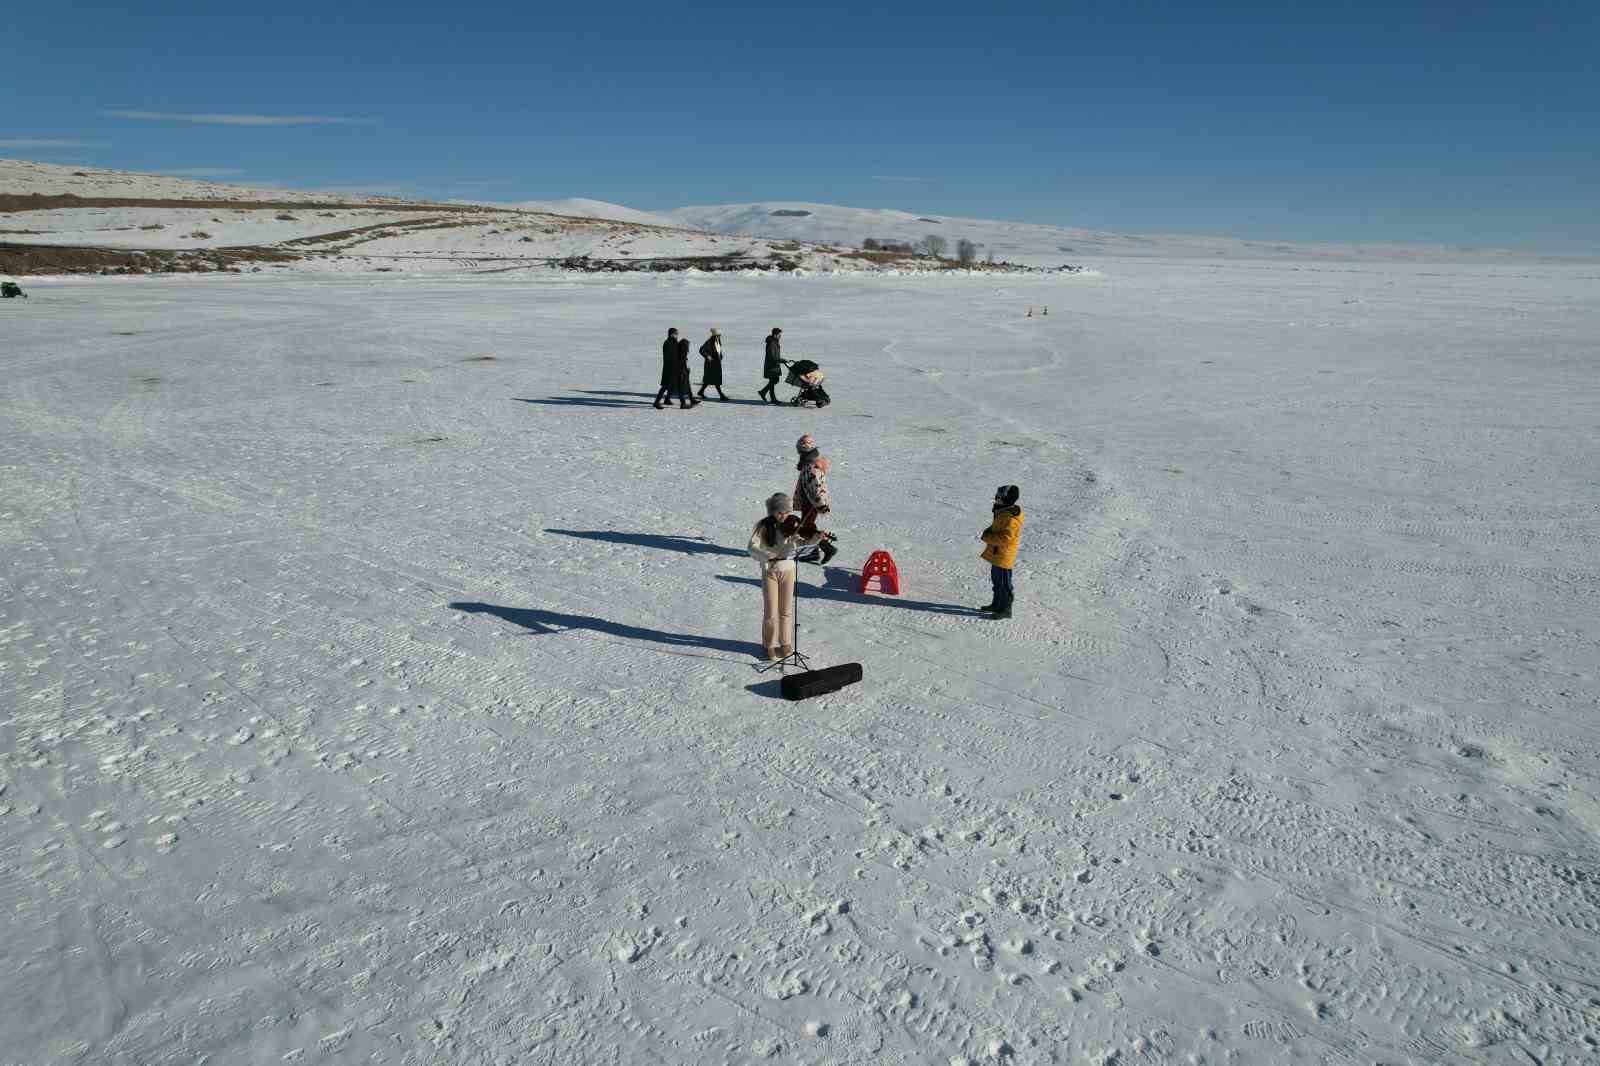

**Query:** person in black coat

left=653, top=328, right=698, bottom=409
left=675, top=334, right=697, bottom=406
left=757, top=327, right=783, bottom=404
left=697, top=328, right=727, bottom=401
left=654, top=328, right=679, bottom=408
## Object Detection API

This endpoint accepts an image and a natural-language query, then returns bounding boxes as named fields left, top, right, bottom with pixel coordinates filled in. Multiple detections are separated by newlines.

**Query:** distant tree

left=863, top=237, right=881, bottom=251
left=919, top=234, right=948, bottom=259
left=956, top=238, right=980, bottom=265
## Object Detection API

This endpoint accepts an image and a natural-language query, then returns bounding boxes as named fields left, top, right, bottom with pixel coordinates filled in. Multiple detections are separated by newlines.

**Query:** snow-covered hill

left=0, top=160, right=872, bottom=276
left=499, top=197, right=680, bottom=228
left=0, top=158, right=406, bottom=205
left=668, top=200, right=1558, bottom=265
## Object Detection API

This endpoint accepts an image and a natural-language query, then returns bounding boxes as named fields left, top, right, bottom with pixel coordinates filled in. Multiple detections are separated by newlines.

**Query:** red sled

left=858, top=550, right=900, bottom=595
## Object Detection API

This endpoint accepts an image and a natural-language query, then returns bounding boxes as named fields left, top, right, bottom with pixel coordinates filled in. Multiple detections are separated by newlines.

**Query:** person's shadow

left=449, top=601, right=762, bottom=659
left=544, top=529, right=746, bottom=557
left=518, top=390, right=773, bottom=409
left=714, top=568, right=979, bottom=617
left=513, top=396, right=642, bottom=409
left=686, top=396, right=776, bottom=407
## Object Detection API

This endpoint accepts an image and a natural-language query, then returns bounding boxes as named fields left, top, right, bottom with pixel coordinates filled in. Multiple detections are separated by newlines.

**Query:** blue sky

left=7, top=0, right=1597, bottom=249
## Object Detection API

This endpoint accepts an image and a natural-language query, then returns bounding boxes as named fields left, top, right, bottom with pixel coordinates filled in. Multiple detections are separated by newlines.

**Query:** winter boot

left=989, top=598, right=1013, bottom=620
left=818, top=539, right=838, bottom=565
left=977, top=602, right=999, bottom=613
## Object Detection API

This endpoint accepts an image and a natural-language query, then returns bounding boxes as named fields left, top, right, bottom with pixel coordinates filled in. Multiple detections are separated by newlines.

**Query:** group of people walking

left=654, top=327, right=790, bottom=409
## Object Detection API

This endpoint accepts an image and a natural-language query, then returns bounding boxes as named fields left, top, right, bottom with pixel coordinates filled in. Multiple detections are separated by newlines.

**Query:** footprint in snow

left=763, top=972, right=809, bottom=1000
left=612, top=927, right=663, bottom=963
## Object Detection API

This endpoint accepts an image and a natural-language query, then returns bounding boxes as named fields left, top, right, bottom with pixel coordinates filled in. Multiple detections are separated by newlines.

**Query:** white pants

left=761, top=564, right=796, bottom=656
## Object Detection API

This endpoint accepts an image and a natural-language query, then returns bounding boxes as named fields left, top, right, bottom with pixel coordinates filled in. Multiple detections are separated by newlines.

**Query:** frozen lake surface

left=3, top=259, right=1598, bottom=1064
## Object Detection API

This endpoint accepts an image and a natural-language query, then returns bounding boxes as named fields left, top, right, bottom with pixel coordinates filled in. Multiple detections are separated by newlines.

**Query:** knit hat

left=795, top=434, right=817, bottom=453
left=766, top=492, right=792, bottom=516
left=994, top=484, right=1020, bottom=507
left=711, top=328, right=721, bottom=336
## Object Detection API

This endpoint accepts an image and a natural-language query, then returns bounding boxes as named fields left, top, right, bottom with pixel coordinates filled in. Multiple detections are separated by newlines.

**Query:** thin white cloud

left=107, top=110, right=357, bottom=126
left=872, top=175, right=933, bottom=183
left=0, top=138, right=88, bottom=148
left=166, top=168, right=247, bottom=177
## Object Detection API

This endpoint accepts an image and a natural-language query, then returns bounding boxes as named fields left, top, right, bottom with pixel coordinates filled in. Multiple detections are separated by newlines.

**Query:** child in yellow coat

left=979, top=485, right=1023, bottom=618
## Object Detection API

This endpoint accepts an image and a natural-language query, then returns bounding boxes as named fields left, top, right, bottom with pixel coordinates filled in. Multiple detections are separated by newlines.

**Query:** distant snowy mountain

left=667, top=200, right=1547, bottom=264
left=671, top=200, right=1235, bottom=264
left=501, top=198, right=679, bottom=228
left=667, top=202, right=939, bottom=249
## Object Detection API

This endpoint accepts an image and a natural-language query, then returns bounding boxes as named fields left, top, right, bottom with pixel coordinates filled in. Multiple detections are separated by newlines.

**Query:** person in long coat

left=757, top=327, right=783, bottom=404
left=654, top=328, right=680, bottom=408
left=675, top=333, right=697, bottom=406
left=697, top=328, right=727, bottom=401
left=654, top=328, right=698, bottom=409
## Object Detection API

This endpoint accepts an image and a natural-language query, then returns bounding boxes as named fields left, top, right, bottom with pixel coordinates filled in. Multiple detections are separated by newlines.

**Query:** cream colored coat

left=749, top=520, right=823, bottom=573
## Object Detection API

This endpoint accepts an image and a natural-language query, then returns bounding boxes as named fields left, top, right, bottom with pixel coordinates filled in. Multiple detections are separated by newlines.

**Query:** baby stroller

left=782, top=359, right=830, bottom=408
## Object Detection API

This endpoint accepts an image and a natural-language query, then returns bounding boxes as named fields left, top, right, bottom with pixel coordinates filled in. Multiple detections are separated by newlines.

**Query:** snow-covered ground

left=2, top=258, right=1598, bottom=1065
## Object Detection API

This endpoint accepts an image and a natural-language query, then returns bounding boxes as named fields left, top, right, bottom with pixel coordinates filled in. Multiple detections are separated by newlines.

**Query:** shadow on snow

left=715, top=568, right=979, bottom=617
left=744, top=677, right=789, bottom=700
left=689, top=396, right=785, bottom=407
left=515, top=391, right=779, bottom=409
left=513, top=395, right=642, bottom=409
left=449, top=601, right=761, bottom=659
left=544, top=529, right=747, bottom=557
